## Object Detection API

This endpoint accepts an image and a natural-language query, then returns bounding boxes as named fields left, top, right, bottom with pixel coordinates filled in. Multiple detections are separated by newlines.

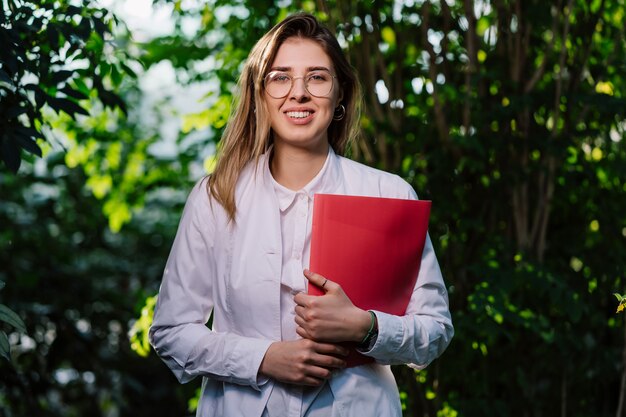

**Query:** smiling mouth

left=285, top=111, right=313, bottom=119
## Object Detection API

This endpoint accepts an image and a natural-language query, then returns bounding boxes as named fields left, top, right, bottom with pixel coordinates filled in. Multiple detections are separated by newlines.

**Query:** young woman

left=149, top=13, right=453, bottom=417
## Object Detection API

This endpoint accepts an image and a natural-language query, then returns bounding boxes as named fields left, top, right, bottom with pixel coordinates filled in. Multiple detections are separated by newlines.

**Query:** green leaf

left=5, top=106, right=27, bottom=119
left=0, top=68, right=12, bottom=85
left=60, top=86, right=88, bottom=101
left=66, top=5, right=83, bottom=16
left=23, top=84, right=46, bottom=108
left=47, top=96, right=89, bottom=117
left=120, top=62, right=138, bottom=79
left=0, top=331, right=10, bottom=361
left=76, top=18, right=92, bottom=41
left=47, top=24, right=60, bottom=50
left=14, top=126, right=42, bottom=140
left=110, top=65, right=122, bottom=86
left=0, top=304, right=27, bottom=333
left=92, top=16, right=109, bottom=38
left=99, top=89, right=127, bottom=115
left=381, top=27, right=396, bottom=48
left=614, top=293, right=624, bottom=302
left=72, top=78, right=90, bottom=96
left=51, top=70, right=74, bottom=85
left=15, top=134, right=42, bottom=158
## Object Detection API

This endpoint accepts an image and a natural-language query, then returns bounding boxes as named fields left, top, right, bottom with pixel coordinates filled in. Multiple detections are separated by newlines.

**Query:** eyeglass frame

left=263, top=69, right=338, bottom=99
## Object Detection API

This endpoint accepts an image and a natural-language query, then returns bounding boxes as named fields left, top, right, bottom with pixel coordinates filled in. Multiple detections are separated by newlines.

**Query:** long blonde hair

left=208, top=13, right=361, bottom=222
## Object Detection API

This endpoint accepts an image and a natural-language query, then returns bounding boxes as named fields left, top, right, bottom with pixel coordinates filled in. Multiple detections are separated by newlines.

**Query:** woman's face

left=263, top=37, right=342, bottom=152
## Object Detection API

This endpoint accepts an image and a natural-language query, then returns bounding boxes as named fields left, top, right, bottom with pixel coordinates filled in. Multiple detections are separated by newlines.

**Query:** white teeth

left=286, top=111, right=312, bottom=119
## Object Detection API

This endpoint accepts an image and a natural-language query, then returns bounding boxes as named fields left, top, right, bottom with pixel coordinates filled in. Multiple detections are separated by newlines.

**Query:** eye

left=307, top=71, right=330, bottom=83
left=268, top=72, right=291, bottom=83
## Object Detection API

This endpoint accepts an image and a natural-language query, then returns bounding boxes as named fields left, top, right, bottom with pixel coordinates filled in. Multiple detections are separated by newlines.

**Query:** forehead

left=271, top=37, right=334, bottom=70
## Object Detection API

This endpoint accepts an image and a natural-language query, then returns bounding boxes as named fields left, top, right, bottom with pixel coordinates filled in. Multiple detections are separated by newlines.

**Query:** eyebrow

left=269, top=66, right=332, bottom=72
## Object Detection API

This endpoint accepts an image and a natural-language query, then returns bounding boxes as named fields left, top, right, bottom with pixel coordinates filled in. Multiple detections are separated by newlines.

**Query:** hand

left=294, top=269, right=372, bottom=343
left=258, top=339, right=348, bottom=386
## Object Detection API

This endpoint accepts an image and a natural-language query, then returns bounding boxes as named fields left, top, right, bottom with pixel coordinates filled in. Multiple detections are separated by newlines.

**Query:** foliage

left=616, top=293, right=626, bottom=313
left=128, top=295, right=157, bottom=357
left=2, top=0, right=626, bottom=416
left=0, top=154, right=195, bottom=416
left=0, top=2, right=196, bottom=415
left=132, top=1, right=626, bottom=416
left=0, top=282, right=27, bottom=362
left=0, top=0, right=130, bottom=173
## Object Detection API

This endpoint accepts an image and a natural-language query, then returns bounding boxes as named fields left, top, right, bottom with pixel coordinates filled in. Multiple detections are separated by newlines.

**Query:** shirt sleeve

left=149, top=179, right=273, bottom=389
left=357, top=180, right=454, bottom=368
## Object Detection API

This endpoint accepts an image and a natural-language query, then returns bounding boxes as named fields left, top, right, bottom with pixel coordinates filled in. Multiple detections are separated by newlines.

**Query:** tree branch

left=421, top=1, right=455, bottom=156
left=524, top=1, right=561, bottom=93
left=552, top=0, right=574, bottom=138
left=570, top=0, right=607, bottom=93
left=463, top=0, right=477, bottom=131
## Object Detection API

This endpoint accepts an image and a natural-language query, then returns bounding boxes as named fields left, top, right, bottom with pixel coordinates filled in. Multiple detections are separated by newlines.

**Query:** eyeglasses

left=264, top=70, right=337, bottom=98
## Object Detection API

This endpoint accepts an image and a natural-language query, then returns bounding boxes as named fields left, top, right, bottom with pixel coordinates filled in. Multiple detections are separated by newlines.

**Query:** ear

left=336, top=86, right=344, bottom=104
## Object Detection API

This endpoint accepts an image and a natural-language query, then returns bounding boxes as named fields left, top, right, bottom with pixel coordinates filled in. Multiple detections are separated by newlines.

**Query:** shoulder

left=184, top=176, right=230, bottom=228
left=233, top=154, right=268, bottom=200
left=187, top=176, right=212, bottom=207
left=336, top=155, right=417, bottom=200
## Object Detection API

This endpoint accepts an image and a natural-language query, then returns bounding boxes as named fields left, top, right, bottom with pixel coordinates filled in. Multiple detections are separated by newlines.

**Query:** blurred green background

left=2, top=0, right=626, bottom=416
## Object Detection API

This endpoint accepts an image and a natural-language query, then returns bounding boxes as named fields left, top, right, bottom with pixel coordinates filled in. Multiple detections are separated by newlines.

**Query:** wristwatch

left=357, top=311, right=379, bottom=351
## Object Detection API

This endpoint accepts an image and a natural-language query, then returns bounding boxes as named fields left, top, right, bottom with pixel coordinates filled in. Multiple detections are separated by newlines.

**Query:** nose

left=289, top=76, right=310, bottom=101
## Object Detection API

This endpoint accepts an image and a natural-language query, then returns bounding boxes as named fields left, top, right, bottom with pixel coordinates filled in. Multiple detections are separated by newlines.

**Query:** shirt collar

left=266, top=146, right=338, bottom=212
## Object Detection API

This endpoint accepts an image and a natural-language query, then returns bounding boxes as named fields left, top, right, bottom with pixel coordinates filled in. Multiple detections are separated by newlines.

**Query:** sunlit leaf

left=595, top=81, right=614, bottom=95
left=129, top=295, right=157, bottom=358
left=381, top=26, right=396, bottom=48
left=476, top=17, right=490, bottom=36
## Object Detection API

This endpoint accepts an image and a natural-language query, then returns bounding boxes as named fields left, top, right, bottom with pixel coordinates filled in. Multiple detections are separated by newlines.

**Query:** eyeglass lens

left=265, top=71, right=334, bottom=98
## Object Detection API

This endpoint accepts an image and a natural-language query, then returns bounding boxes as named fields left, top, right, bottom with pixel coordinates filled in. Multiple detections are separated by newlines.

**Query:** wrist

left=258, top=342, right=277, bottom=378
left=356, top=310, right=378, bottom=347
left=353, top=309, right=373, bottom=342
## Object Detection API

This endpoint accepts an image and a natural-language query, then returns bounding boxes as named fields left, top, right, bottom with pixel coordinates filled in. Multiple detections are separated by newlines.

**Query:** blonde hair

left=208, top=13, right=361, bottom=222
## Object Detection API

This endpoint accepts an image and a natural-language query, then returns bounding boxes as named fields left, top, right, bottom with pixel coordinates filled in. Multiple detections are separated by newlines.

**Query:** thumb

left=303, top=269, right=335, bottom=293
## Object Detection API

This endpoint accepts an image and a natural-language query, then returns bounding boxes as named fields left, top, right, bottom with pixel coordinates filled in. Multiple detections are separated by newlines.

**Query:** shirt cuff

left=229, top=337, right=274, bottom=390
left=355, top=311, right=379, bottom=352
left=355, top=310, right=403, bottom=361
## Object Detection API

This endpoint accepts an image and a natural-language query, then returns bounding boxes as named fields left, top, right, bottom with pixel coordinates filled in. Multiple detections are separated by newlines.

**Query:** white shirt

left=149, top=148, right=454, bottom=417
left=263, top=151, right=333, bottom=417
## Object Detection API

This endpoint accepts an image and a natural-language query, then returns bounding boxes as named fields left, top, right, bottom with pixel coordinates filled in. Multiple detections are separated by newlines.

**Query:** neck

left=270, top=141, right=329, bottom=191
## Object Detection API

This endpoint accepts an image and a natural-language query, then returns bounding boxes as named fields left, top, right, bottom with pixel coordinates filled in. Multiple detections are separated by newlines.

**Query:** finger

left=294, top=304, right=306, bottom=319
left=294, top=315, right=308, bottom=331
left=312, top=342, right=349, bottom=357
left=303, top=269, right=338, bottom=293
left=293, top=292, right=311, bottom=307
left=296, top=325, right=311, bottom=340
left=310, top=352, right=347, bottom=369
left=302, top=366, right=333, bottom=383
left=300, top=376, right=325, bottom=387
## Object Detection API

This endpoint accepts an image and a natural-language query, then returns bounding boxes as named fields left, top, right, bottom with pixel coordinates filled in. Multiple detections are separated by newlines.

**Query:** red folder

left=308, top=194, right=431, bottom=367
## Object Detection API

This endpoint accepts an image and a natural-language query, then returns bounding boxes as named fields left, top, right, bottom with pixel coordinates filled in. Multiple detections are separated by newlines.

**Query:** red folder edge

left=308, top=193, right=431, bottom=367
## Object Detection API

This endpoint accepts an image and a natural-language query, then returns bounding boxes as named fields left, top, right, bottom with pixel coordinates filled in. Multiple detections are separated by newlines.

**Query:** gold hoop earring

left=333, top=104, right=346, bottom=121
